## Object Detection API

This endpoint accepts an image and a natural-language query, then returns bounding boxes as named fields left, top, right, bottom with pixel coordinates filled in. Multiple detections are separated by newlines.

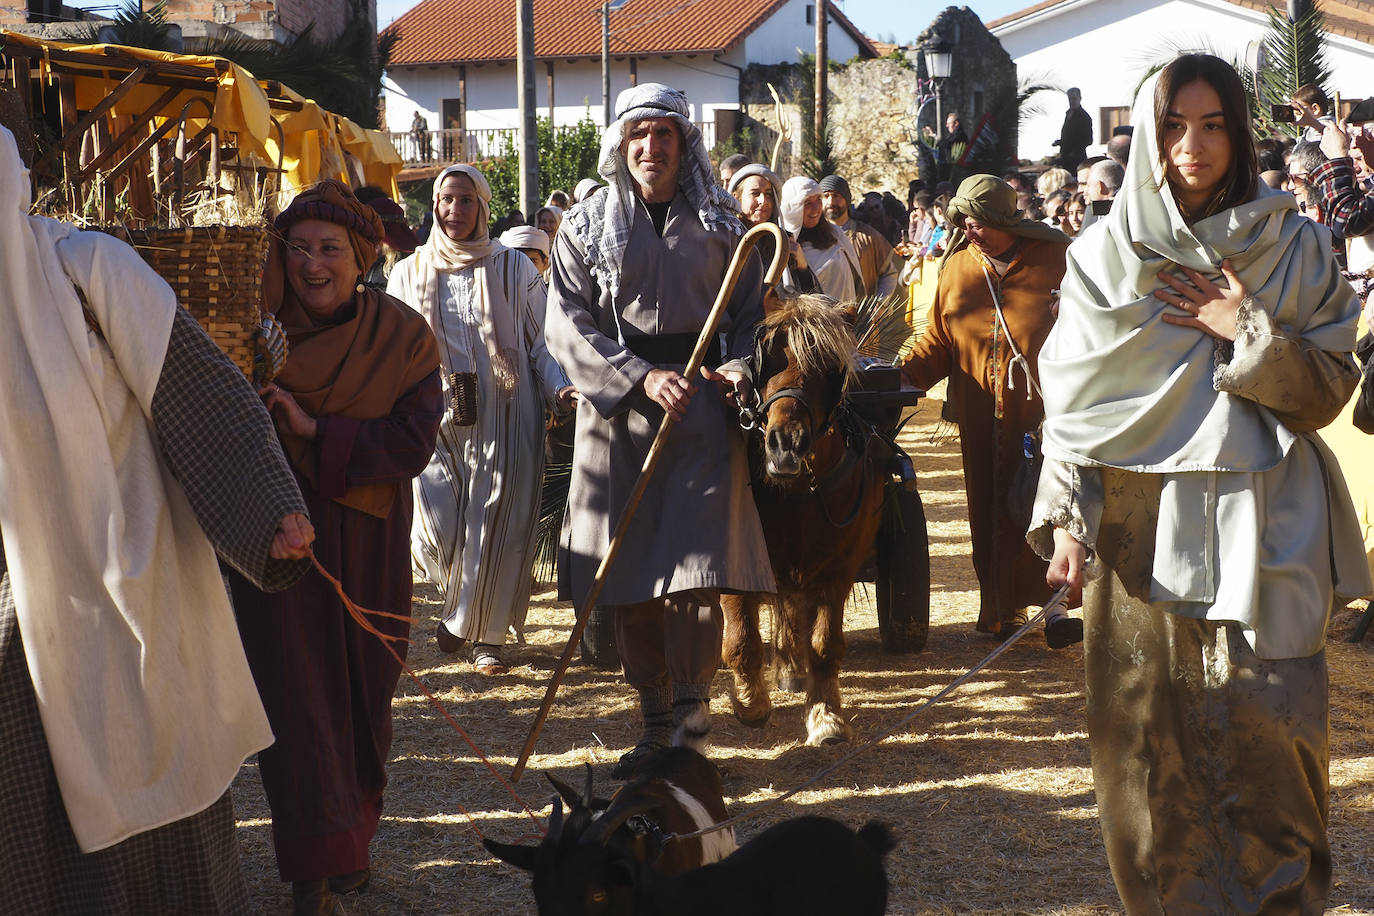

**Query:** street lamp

left=924, top=44, right=954, bottom=149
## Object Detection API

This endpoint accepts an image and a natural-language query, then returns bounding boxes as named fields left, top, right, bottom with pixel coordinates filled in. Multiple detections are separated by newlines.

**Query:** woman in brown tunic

left=1032, top=55, right=1370, bottom=914
left=229, top=181, right=443, bottom=915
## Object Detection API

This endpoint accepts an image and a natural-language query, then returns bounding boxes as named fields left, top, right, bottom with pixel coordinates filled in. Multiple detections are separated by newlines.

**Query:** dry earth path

left=234, top=394, right=1374, bottom=914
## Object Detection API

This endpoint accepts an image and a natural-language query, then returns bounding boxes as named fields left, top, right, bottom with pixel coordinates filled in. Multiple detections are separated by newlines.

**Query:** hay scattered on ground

left=233, top=394, right=1374, bottom=915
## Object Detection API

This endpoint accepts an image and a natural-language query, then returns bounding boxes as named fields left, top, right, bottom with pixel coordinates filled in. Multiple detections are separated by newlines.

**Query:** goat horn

left=580, top=798, right=661, bottom=846
left=582, top=763, right=595, bottom=809
left=546, top=772, right=585, bottom=811
left=546, top=795, right=564, bottom=841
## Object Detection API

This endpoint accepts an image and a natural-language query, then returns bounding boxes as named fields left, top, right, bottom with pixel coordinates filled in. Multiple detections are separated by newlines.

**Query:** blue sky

left=65, top=0, right=1036, bottom=47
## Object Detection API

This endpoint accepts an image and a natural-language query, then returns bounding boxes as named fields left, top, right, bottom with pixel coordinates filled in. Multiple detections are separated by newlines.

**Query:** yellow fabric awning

left=2, top=31, right=400, bottom=197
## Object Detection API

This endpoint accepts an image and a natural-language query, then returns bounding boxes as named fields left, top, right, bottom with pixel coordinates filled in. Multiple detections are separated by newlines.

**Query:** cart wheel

left=580, top=604, right=621, bottom=669
left=875, top=483, right=930, bottom=652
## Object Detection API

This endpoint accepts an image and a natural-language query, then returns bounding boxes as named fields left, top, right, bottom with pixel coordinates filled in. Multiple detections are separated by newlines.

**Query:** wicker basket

left=101, top=225, right=269, bottom=377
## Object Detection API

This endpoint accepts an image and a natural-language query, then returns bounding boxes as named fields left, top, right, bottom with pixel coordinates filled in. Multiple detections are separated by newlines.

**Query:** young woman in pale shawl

left=389, top=165, right=575, bottom=674
left=1029, top=54, right=1370, bottom=913
left=779, top=175, right=862, bottom=301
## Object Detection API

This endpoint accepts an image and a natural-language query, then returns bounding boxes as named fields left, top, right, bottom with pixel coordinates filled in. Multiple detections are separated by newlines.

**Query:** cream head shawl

left=0, top=125, right=272, bottom=850
left=563, top=83, right=742, bottom=300
left=1039, top=71, right=1363, bottom=657
left=415, top=164, right=519, bottom=391
left=1040, top=71, right=1356, bottom=471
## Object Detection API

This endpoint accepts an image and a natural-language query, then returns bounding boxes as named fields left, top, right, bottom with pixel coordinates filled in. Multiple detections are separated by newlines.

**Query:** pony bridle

left=739, top=381, right=845, bottom=486
left=740, top=385, right=838, bottom=442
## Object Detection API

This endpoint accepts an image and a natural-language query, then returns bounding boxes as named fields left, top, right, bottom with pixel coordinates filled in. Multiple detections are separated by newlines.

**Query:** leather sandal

left=471, top=644, right=508, bottom=676
left=435, top=623, right=467, bottom=654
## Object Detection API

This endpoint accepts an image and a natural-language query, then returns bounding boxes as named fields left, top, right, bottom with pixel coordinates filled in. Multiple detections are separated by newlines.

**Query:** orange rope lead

left=308, top=552, right=545, bottom=840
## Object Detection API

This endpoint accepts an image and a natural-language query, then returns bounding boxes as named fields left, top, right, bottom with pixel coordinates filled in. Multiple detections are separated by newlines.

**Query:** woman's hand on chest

left=1154, top=258, right=1246, bottom=341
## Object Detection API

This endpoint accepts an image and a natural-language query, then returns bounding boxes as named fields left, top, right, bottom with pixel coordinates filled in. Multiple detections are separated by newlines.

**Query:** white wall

left=994, top=0, right=1374, bottom=162
left=742, top=0, right=862, bottom=66
left=384, top=0, right=867, bottom=139
left=385, top=54, right=741, bottom=135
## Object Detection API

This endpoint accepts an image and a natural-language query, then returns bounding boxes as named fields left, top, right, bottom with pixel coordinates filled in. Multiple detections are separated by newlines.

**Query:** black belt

left=623, top=332, right=721, bottom=367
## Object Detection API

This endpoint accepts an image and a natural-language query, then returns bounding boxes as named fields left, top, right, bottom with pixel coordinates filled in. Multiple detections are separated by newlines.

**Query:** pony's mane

left=759, top=295, right=856, bottom=384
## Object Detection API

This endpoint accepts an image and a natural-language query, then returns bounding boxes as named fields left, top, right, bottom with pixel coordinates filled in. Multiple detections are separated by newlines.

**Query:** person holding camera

left=1312, top=99, right=1374, bottom=247
left=1286, top=83, right=1337, bottom=141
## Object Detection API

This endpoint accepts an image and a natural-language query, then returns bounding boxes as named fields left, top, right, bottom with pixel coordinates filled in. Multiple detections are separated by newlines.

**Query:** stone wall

left=827, top=58, right=926, bottom=192
left=732, top=7, right=1018, bottom=196
left=164, top=0, right=370, bottom=42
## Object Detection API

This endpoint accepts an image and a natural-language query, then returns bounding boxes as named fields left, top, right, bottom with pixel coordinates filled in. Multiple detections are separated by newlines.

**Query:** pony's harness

left=739, top=379, right=875, bottom=530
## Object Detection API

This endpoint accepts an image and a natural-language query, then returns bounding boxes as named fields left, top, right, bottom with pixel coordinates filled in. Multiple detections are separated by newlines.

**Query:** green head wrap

left=940, top=174, right=1069, bottom=268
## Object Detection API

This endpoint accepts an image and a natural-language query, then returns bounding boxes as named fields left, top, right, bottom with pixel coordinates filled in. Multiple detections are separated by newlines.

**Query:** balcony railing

left=389, top=121, right=717, bottom=169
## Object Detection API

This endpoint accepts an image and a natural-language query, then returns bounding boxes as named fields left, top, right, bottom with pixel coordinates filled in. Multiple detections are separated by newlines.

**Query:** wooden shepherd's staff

left=512, top=221, right=788, bottom=781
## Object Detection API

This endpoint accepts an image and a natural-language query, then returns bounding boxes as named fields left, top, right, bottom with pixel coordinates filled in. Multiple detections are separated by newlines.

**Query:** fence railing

left=390, top=121, right=717, bottom=168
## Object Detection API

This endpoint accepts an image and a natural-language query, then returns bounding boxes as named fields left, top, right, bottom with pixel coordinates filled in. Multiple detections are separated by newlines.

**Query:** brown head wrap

left=264, top=180, right=440, bottom=518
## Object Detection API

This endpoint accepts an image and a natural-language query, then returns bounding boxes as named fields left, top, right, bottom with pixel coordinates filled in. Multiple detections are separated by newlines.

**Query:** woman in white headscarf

left=498, top=223, right=552, bottom=280
left=779, top=175, right=861, bottom=301
left=728, top=163, right=818, bottom=296
left=389, top=164, right=575, bottom=675
left=1029, top=54, right=1370, bottom=913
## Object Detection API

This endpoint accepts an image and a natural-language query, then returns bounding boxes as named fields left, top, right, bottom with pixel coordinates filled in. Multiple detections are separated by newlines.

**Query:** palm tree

left=1257, top=0, right=1333, bottom=136
left=77, top=0, right=391, bottom=129
left=85, top=0, right=177, bottom=52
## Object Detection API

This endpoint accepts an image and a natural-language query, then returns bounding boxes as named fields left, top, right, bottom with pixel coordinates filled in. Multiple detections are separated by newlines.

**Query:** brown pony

left=722, top=295, right=888, bottom=746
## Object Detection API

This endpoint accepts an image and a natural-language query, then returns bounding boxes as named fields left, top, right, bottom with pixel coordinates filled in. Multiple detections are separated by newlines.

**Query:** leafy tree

left=479, top=114, right=603, bottom=220
left=1257, top=0, right=1333, bottom=136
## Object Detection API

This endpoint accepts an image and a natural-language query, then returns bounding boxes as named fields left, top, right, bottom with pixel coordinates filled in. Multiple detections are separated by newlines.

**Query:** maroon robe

left=230, top=371, right=443, bottom=882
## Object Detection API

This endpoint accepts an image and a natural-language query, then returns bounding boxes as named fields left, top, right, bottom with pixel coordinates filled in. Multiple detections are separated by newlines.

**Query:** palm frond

left=532, top=461, right=571, bottom=584
left=1016, top=75, right=1063, bottom=130
left=79, top=0, right=176, bottom=50
left=204, top=0, right=389, bottom=128
left=853, top=291, right=918, bottom=366
left=929, top=417, right=958, bottom=446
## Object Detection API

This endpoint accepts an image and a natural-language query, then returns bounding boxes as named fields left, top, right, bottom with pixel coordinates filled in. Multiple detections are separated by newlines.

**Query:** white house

left=382, top=0, right=876, bottom=163
left=989, top=0, right=1374, bottom=162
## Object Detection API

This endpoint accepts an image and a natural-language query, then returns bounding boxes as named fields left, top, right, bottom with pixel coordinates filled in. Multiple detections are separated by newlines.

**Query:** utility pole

left=517, top=0, right=538, bottom=217
left=601, top=0, right=611, bottom=127
left=814, top=0, right=827, bottom=154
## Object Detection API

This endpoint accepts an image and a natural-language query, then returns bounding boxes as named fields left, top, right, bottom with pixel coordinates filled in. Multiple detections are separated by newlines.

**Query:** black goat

left=489, top=808, right=893, bottom=916
left=616, top=816, right=894, bottom=916
left=484, top=745, right=735, bottom=915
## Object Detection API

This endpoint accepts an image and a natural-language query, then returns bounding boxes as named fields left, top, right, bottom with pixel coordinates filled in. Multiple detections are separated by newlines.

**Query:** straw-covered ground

left=233, top=394, right=1374, bottom=915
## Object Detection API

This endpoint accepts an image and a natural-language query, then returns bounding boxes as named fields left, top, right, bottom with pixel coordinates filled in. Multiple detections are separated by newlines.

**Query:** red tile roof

left=384, top=0, right=877, bottom=67
left=987, top=0, right=1374, bottom=45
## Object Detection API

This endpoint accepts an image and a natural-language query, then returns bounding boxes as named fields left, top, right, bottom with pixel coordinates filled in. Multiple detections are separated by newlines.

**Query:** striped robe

left=389, top=248, right=570, bottom=644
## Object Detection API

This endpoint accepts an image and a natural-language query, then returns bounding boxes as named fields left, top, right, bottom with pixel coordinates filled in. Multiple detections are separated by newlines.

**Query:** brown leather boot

left=328, top=867, right=371, bottom=895
left=292, top=880, right=345, bottom=916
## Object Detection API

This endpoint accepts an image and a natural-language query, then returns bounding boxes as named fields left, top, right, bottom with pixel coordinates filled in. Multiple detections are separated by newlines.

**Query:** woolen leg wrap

left=638, top=685, right=674, bottom=747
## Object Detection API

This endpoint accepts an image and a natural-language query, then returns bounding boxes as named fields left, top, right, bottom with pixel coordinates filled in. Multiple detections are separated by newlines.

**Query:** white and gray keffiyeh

left=564, top=83, right=742, bottom=299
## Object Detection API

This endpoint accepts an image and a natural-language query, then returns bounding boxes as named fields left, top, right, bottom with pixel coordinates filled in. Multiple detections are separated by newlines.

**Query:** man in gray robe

left=548, top=83, right=775, bottom=779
